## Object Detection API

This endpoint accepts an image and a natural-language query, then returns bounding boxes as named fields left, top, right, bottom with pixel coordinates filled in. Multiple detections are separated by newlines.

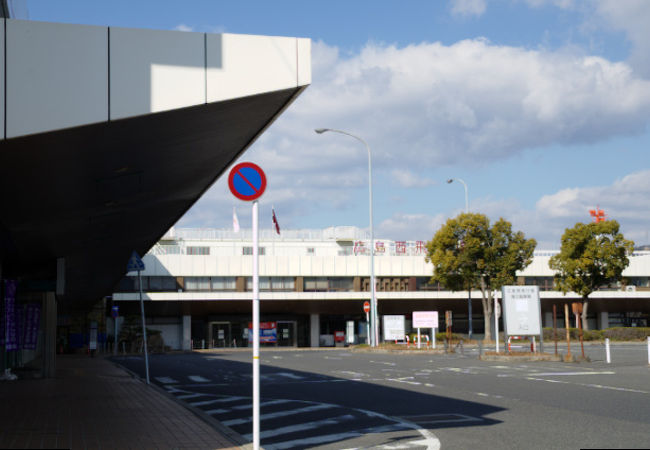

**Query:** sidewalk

left=0, top=355, right=246, bottom=449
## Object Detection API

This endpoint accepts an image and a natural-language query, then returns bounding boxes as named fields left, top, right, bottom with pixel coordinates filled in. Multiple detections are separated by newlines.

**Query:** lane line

left=530, top=371, right=616, bottom=376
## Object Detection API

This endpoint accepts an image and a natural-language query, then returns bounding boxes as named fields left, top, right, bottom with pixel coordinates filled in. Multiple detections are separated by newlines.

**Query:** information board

left=413, top=311, right=439, bottom=329
left=383, top=315, right=405, bottom=341
left=502, top=285, right=542, bottom=336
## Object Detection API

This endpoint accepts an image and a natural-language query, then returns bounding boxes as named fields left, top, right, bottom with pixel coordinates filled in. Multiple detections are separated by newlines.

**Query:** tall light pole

left=315, top=128, right=378, bottom=347
left=447, top=178, right=468, bottom=213
left=447, top=178, right=472, bottom=340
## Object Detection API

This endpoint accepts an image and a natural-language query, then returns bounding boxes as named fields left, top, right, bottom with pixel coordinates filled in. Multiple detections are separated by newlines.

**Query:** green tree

left=549, top=220, right=634, bottom=331
left=426, top=213, right=536, bottom=340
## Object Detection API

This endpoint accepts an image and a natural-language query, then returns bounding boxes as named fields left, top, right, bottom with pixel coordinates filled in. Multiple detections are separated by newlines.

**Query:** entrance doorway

left=277, top=321, right=297, bottom=347
left=209, top=322, right=231, bottom=348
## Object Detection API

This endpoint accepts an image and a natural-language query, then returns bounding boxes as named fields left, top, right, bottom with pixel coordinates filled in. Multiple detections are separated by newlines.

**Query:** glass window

left=185, top=277, right=211, bottom=291
left=212, top=277, right=236, bottom=291
left=243, top=247, right=265, bottom=255
left=187, top=246, right=210, bottom=255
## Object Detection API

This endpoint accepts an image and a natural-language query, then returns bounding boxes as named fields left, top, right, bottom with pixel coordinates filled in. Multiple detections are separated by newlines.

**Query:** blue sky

left=25, top=0, right=650, bottom=248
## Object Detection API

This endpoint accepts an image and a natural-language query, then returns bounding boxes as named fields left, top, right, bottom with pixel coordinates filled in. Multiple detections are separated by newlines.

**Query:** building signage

left=383, top=315, right=405, bottom=341
left=413, top=311, right=439, bottom=329
left=248, top=321, right=277, bottom=343
left=502, top=285, right=542, bottom=336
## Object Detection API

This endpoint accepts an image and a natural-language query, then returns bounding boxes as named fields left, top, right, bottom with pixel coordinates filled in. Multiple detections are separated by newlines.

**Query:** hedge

left=543, top=327, right=650, bottom=341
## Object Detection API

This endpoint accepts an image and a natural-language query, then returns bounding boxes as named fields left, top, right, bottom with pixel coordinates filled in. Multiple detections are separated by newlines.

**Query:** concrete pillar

left=544, top=311, right=553, bottom=328
left=598, top=311, right=609, bottom=330
left=310, top=313, right=320, bottom=348
left=182, top=315, right=191, bottom=351
left=42, top=292, right=57, bottom=378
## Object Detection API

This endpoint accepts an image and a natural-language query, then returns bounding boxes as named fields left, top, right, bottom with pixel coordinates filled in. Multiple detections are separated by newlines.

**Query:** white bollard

left=417, top=328, right=421, bottom=349
left=605, top=338, right=611, bottom=364
left=647, top=336, right=650, bottom=365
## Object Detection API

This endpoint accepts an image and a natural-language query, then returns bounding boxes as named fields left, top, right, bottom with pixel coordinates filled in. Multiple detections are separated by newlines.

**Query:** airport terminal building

left=111, top=227, right=650, bottom=350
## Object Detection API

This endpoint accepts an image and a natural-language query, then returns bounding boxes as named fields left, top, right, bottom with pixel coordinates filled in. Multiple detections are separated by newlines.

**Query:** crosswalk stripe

left=244, top=414, right=356, bottom=440
left=222, top=403, right=334, bottom=426
left=190, top=396, right=246, bottom=407
left=155, top=376, right=178, bottom=384
left=232, top=399, right=292, bottom=410
left=188, top=375, right=211, bottom=382
left=176, top=393, right=204, bottom=400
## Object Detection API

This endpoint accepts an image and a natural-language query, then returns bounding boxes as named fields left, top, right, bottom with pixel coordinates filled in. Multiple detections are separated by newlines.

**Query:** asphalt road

left=113, top=343, right=650, bottom=449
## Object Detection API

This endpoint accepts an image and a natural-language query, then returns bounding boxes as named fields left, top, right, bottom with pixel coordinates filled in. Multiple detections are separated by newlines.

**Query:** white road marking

left=275, top=372, right=304, bottom=380
left=531, top=371, right=616, bottom=376
left=155, top=376, right=178, bottom=384
left=245, top=414, right=356, bottom=440
left=187, top=375, right=211, bottom=382
left=370, top=360, right=397, bottom=366
left=579, top=384, right=649, bottom=394
left=232, top=399, right=292, bottom=410
left=190, top=396, right=246, bottom=407
left=222, top=403, right=334, bottom=426
left=388, top=377, right=422, bottom=386
left=271, top=424, right=406, bottom=450
left=176, top=393, right=204, bottom=400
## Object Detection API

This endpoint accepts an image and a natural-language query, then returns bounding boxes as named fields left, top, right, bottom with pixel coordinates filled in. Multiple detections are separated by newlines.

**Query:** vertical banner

left=4, top=280, right=18, bottom=351
left=22, top=304, right=41, bottom=350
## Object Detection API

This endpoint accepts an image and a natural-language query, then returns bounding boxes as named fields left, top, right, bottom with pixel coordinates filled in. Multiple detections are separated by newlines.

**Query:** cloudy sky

left=28, top=0, right=650, bottom=248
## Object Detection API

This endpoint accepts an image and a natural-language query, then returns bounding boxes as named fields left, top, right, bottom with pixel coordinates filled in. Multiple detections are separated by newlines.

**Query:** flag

left=233, top=206, right=240, bottom=232
left=272, top=207, right=280, bottom=235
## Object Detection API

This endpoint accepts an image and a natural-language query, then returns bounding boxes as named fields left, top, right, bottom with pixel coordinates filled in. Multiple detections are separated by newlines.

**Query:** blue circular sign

left=228, top=162, right=267, bottom=201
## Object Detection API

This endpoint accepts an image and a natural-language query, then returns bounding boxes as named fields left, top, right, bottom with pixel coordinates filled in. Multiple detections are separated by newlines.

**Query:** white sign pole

left=432, top=328, right=436, bottom=349
left=495, top=295, right=499, bottom=353
left=365, top=312, right=370, bottom=345
left=138, top=269, right=150, bottom=385
left=417, top=328, right=421, bottom=349
left=252, top=200, right=260, bottom=450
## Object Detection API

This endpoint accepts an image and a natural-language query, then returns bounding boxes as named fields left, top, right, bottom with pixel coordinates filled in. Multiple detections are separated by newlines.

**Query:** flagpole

left=252, top=200, right=260, bottom=450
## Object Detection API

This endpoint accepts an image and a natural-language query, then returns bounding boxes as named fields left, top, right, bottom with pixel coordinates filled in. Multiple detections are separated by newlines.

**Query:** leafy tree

left=549, top=220, right=634, bottom=331
left=426, top=213, right=536, bottom=340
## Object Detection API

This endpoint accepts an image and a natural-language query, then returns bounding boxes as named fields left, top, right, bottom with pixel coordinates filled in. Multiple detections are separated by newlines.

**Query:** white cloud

left=391, top=169, right=438, bottom=188
left=173, top=23, right=193, bottom=32
left=180, top=39, right=650, bottom=242
left=450, top=0, right=487, bottom=17
left=377, top=212, right=447, bottom=241
left=594, top=0, right=650, bottom=78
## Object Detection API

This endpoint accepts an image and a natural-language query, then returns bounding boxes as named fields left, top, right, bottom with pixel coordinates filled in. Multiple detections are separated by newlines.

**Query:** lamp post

left=315, top=128, right=378, bottom=347
left=447, top=178, right=472, bottom=340
left=446, top=178, right=468, bottom=213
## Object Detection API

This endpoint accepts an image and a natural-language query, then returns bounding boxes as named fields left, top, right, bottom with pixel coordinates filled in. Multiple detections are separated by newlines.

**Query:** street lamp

left=315, top=128, right=378, bottom=347
left=447, top=177, right=472, bottom=340
left=446, top=178, right=468, bottom=213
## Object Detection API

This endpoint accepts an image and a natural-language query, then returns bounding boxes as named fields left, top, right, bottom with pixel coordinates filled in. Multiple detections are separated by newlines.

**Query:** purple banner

left=22, top=304, right=40, bottom=350
left=4, top=280, right=18, bottom=351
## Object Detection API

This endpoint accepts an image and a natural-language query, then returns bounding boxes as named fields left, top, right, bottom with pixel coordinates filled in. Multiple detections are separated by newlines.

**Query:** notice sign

left=502, top=285, right=541, bottom=336
left=383, top=315, right=405, bottom=341
left=248, top=321, right=277, bottom=343
left=413, top=311, right=439, bottom=329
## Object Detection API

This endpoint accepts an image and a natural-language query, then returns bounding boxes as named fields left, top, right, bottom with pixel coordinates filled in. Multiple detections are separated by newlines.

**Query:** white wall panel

left=110, top=27, right=205, bottom=120
left=297, top=38, right=311, bottom=87
left=6, top=20, right=108, bottom=138
left=207, top=33, right=297, bottom=102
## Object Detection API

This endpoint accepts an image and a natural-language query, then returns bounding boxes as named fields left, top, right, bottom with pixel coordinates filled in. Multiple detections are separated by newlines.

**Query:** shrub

left=603, top=327, right=650, bottom=341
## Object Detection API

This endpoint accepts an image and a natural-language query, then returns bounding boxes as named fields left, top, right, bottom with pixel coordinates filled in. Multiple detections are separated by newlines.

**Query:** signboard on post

left=383, top=315, right=405, bottom=341
left=502, top=285, right=542, bottom=336
left=413, top=311, right=439, bottom=329
left=229, top=161, right=267, bottom=450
